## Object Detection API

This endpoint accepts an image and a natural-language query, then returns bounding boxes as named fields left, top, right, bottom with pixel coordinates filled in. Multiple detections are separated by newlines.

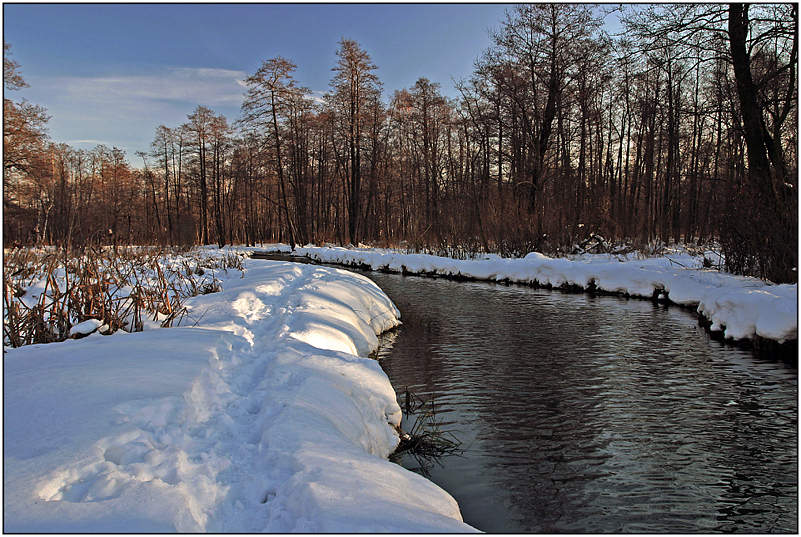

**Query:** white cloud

left=51, top=66, right=248, bottom=108
left=67, top=139, right=108, bottom=145
left=310, top=90, right=327, bottom=105
left=24, top=66, right=250, bottom=157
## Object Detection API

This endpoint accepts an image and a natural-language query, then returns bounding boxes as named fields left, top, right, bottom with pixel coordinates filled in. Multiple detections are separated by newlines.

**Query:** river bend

left=367, top=272, right=797, bottom=533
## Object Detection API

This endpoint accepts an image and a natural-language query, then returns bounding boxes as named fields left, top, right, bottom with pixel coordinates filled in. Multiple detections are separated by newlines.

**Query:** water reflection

left=369, top=273, right=797, bottom=533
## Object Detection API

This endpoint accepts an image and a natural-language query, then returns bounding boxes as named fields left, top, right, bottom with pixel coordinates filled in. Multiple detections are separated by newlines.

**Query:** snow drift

left=4, top=259, right=475, bottom=532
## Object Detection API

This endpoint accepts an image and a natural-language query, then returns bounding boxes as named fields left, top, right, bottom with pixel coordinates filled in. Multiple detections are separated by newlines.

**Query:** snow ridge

left=281, top=245, right=797, bottom=344
left=4, top=260, right=474, bottom=532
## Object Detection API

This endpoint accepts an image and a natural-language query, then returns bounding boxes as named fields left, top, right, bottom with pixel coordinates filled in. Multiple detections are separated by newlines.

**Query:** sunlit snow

left=4, top=259, right=475, bottom=533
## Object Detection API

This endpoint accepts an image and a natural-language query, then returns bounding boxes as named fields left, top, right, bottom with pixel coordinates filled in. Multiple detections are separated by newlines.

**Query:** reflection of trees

left=370, top=273, right=449, bottom=393
left=365, top=271, right=797, bottom=533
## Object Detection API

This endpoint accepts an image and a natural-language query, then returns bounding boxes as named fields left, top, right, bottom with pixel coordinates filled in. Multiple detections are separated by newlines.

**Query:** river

left=366, top=271, right=797, bottom=533
left=252, top=254, right=797, bottom=532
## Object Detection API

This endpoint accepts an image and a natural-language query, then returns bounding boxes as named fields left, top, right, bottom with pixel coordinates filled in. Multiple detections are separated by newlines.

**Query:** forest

left=3, top=4, right=797, bottom=283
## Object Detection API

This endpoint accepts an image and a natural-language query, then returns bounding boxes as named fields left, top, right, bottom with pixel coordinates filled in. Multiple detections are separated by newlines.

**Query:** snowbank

left=4, top=259, right=475, bottom=532
left=260, top=244, right=797, bottom=345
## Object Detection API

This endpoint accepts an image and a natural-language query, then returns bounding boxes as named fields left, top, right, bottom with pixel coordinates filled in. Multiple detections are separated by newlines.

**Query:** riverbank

left=4, top=255, right=475, bottom=532
left=256, top=244, right=797, bottom=353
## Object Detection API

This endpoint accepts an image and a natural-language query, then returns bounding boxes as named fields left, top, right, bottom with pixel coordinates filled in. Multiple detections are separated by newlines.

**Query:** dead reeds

left=3, top=246, right=248, bottom=348
left=391, top=387, right=462, bottom=477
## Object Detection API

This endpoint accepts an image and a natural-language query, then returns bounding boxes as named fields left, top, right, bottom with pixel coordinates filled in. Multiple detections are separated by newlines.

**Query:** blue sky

left=4, top=4, right=615, bottom=159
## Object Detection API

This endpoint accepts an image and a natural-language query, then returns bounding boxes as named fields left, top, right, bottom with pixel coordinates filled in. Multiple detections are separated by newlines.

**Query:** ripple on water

left=369, top=273, right=797, bottom=534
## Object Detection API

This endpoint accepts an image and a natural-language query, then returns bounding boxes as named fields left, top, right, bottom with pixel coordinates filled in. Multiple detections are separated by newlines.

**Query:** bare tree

left=184, top=106, right=215, bottom=245
left=328, top=39, right=381, bottom=245
left=242, top=57, right=303, bottom=248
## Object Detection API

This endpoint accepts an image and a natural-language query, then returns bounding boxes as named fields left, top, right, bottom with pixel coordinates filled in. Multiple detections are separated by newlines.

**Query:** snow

left=258, top=244, right=797, bottom=344
left=4, top=259, right=475, bottom=532
left=68, top=318, right=103, bottom=337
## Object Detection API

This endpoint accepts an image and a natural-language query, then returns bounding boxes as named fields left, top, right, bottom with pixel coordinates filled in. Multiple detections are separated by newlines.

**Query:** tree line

left=3, top=4, right=797, bottom=282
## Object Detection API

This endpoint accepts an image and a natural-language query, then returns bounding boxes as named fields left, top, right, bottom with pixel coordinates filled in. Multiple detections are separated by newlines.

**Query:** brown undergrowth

left=3, top=246, right=247, bottom=348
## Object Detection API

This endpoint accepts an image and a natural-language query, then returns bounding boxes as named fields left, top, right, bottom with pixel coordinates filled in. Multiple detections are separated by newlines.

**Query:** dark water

left=364, top=273, right=798, bottom=533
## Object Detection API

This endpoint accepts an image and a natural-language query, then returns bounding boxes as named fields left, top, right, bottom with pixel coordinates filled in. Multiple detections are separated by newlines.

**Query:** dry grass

left=3, top=246, right=247, bottom=348
left=391, top=387, right=462, bottom=477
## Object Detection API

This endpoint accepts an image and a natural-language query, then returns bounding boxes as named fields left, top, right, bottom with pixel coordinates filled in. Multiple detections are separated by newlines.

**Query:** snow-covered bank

left=258, top=244, right=797, bottom=345
left=4, top=259, right=475, bottom=532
